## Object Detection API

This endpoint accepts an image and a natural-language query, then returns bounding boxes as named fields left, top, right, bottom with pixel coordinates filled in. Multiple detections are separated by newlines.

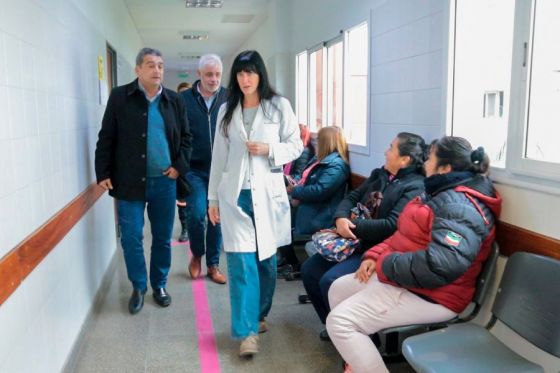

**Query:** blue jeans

left=301, top=252, right=362, bottom=324
left=227, top=190, right=277, bottom=339
left=117, top=176, right=176, bottom=291
left=185, top=170, right=222, bottom=267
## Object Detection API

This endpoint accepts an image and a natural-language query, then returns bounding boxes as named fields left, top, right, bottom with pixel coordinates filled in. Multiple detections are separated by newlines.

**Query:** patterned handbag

left=313, top=191, right=383, bottom=262
left=312, top=230, right=360, bottom=262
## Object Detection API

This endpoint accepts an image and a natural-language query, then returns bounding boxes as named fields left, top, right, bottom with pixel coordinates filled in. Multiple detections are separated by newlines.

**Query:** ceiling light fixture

left=179, top=30, right=209, bottom=40
left=185, top=0, right=223, bottom=8
left=182, top=34, right=208, bottom=40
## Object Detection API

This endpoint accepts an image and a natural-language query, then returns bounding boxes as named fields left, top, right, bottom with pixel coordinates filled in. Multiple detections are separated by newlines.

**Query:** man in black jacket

left=95, top=48, right=192, bottom=314
left=180, top=54, right=228, bottom=284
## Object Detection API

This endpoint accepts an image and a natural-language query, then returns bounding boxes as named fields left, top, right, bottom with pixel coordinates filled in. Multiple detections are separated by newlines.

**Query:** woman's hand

left=355, top=259, right=376, bottom=283
left=208, top=206, right=220, bottom=225
left=246, top=141, right=269, bottom=156
left=335, top=218, right=357, bottom=239
left=286, top=183, right=294, bottom=193
left=291, top=198, right=300, bottom=207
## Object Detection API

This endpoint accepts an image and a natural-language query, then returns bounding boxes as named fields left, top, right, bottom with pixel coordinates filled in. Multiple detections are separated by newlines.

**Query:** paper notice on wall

left=99, top=79, right=109, bottom=105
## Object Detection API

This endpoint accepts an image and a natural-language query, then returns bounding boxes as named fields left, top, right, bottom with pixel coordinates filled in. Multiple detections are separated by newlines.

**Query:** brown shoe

left=258, top=320, right=268, bottom=333
left=207, top=266, right=227, bottom=284
left=188, top=256, right=202, bottom=279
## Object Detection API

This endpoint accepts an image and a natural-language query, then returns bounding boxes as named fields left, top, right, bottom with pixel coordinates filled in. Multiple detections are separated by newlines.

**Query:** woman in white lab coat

left=208, top=50, right=303, bottom=357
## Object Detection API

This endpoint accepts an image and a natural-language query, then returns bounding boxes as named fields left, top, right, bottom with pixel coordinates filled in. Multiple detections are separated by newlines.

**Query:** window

left=452, top=0, right=560, bottom=182
left=309, top=47, right=325, bottom=132
left=295, top=51, right=308, bottom=126
left=344, top=22, right=368, bottom=146
left=451, top=0, right=515, bottom=168
left=294, top=21, right=369, bottom=147
left=326, top=39, right=343, bottom=127
left=523, top=0, right=560, bottom=164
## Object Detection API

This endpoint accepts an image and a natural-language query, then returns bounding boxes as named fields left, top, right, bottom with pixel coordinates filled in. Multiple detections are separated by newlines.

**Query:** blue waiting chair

left=402, top=251, right=560, bottom=373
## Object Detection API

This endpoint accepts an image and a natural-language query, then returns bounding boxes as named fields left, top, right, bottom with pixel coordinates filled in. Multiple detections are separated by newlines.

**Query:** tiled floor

left=64, top=222, right=414, bottom=373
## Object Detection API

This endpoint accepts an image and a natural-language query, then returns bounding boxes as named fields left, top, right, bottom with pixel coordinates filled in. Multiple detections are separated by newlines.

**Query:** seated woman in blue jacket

left=289, top=126, right=350, bottom=235
left=278, top=126, right=350, bottom=271
left=301, top=132, right=427, bottom=339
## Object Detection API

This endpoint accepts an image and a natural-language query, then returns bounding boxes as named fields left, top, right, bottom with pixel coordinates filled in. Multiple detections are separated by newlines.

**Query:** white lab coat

left=208, top=96, right=303, bottom=260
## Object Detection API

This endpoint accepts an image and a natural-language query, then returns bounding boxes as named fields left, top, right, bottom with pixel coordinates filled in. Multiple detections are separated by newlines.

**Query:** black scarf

left=424, top=171, right=474, bottom=196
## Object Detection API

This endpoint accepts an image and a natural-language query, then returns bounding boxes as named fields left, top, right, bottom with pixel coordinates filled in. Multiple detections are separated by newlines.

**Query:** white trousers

left=326, top=274, right=457, bottom=373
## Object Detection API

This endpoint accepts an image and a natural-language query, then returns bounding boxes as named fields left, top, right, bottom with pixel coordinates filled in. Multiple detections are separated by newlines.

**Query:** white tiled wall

left=0, top=0, right=141, bottom=371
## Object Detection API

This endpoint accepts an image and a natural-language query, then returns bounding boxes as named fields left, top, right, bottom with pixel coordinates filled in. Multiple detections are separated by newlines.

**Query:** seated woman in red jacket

left=326, top=136, right=502, bottom=373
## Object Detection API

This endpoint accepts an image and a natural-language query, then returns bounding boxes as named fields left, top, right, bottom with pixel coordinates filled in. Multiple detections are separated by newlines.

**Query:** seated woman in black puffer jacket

left=301, top=132, right=428, bottom=337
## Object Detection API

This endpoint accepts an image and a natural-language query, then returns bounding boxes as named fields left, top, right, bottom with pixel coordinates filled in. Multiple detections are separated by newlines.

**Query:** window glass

left=344, top=22, right=368, bottom=146
left=525, top=0, right=560, bottom=163
left=451, top=0, right=515, bottom=168
left=295, top=51, right=308, bottom=126
left=309, top=48, right=324, bottom=131
left=327, top=41, right=343, bottom=127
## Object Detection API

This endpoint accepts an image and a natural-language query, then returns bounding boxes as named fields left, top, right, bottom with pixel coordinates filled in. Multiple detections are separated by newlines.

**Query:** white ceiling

left=124, top=0, right=271, bottom=71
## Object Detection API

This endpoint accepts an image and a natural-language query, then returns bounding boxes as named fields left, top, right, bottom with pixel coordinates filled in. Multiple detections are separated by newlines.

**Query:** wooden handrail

left=0, top=183, right=105, bottom=306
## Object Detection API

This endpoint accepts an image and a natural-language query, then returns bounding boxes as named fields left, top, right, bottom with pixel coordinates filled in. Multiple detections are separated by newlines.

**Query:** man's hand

left=335, top=218, right=357, bottom=239
left=208, top=206, right=220, bottom=225
left=246, top=141, right=269, bottom=156
left=98, top=178, right=113, bottom=190
left=163, top=167, right=179, bottom=179
left=355, top=259, right=376, bottom=283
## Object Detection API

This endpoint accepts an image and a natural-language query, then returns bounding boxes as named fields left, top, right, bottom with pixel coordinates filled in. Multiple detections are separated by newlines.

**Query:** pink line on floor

left=186, top=247, right=221, bottom=373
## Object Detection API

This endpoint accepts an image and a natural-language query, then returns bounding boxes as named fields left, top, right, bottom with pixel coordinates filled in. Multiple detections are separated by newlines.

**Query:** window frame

left=308, top=42, right=327, bottom=133
left=295, top=50, right=309, bottom=127
left=505, top=0, right=560, bottom=182
left=448, top=0, right=560, bottom=191
left=344, top=20, right=370, bottom=154
left=325, top=36, right=344, bottom=128
left=293, top=20, right=370, bottom=153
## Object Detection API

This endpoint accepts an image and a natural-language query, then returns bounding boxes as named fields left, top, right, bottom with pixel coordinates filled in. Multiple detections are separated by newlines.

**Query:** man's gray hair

left=198, top=54, right=222, bottom=70
left=136, top=48, right=163, bottom=66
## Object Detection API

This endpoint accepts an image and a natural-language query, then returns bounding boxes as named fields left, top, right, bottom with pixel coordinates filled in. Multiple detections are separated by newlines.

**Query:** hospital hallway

left=61, top=220, right=414, bottom=373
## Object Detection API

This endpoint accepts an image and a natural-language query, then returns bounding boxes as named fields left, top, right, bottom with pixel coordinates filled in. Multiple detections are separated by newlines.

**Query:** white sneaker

left=258, top=320, right=268, bottom=333
left=239, top=335, right=259, bottom=357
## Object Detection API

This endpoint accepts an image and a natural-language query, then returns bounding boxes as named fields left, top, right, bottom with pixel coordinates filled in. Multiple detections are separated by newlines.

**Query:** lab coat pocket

left=267, top=172, right=286, bottom=200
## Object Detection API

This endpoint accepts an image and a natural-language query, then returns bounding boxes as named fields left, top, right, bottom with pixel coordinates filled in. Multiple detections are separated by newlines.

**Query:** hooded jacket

left=364, top=173, right=502, bottom=313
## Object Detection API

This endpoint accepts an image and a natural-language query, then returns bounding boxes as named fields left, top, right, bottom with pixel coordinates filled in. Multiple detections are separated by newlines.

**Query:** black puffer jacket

left=333, top=165, right=425, bottom=252
left=366, top=173, right=502, bottom=313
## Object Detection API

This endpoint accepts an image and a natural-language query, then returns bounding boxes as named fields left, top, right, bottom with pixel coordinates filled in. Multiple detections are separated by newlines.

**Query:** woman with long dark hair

left=208, top=50, right=303, bottom=357
left=327, top=136, right=502, bottom=373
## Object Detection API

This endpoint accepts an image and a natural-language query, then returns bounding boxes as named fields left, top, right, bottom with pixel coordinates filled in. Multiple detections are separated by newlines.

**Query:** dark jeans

left=185, top=169, right=222, bottom=267
left=301, top=253, right=362, bottom=324
left=117, top=176, right=176, bottom=291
